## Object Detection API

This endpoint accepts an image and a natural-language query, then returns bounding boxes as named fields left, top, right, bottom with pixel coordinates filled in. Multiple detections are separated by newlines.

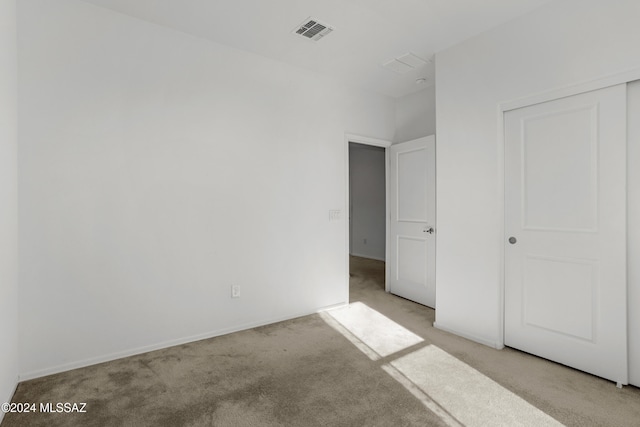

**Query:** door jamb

left=497, top=66, right=640, bottom=349
left=344, top=133, right=392, bottom=300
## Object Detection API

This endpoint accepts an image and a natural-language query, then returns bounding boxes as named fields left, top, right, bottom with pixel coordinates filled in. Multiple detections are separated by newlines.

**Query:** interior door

left=504, top=84, right=627, bottom=385
left=628, top=80, right=640, bottom=387
left=388, top=136, right=436, bottom=308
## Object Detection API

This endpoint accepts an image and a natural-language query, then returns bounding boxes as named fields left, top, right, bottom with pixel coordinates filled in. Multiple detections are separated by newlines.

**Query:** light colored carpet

left=3, top=256, right=639, bottom=426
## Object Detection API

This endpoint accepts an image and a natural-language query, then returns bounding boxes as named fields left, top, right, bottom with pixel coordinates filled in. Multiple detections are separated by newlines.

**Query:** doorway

left=345, top=134, right=437, bottom=309
left=349, top=142, right=386, bottom=262
left=345, top=134, right=391, bottom=303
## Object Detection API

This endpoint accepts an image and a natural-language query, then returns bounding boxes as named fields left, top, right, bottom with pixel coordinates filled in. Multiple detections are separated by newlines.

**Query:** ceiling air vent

left=293, top=17, right=334, bottom=41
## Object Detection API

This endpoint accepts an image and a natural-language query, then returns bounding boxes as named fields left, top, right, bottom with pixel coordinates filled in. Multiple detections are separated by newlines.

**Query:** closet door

left=628, top=80, right=640, bottom=387
left=504, top=84, right=627, bottom=385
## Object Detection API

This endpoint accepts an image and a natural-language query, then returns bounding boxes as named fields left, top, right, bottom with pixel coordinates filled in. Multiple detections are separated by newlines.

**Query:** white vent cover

left=382, top=53, right=431, bottom=74
left=293, top=17, right=334, bottom=41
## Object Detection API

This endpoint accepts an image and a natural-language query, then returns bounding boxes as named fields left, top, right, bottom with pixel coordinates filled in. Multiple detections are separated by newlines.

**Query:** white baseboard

left=349, top=252, right=386, bottom=262
left=0, top=375, right=19, bottom=424
left=433, top=322, right=504, bottom=350
left=19, top=302, right=349, bottom=382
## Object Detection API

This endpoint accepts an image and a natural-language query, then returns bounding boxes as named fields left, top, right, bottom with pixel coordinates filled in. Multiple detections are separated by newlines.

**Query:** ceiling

left=80, top=0, right=554, bottom=99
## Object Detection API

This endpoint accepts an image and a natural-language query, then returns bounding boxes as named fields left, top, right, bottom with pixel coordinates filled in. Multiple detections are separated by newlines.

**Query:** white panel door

left=504, top=84, right=627, bottom=385
left=389, top=136, right=436, bottom=308
left=628, top=80, right=640, bottom=387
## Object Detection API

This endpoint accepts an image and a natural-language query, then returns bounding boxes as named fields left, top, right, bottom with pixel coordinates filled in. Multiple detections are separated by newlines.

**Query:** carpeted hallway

left=3, top=256, right=640, bottom=426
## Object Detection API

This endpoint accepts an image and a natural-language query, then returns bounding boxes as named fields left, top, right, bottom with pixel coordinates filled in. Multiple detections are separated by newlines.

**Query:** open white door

left=388, top=136, right=436, bottom=308
left=504, top=84, right=627, bottom=385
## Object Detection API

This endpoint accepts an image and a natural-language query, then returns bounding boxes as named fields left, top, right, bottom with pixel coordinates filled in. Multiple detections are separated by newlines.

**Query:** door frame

left=344, top=133, right=392, bottom=297
left=497, top=66, right=640, bottom=349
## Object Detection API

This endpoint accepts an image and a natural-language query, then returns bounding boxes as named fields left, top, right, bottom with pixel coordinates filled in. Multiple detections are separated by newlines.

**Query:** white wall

left=394, top=85, right=436, bottom=144
left=435, top=0, right=640, bottom=347
left=0, top=0, right=19, bottom=418
left=17, top=0, right=395, bottom=378
left=349, top=143, right=386, bottom=261
left=628, top=80, right=640, bottom=387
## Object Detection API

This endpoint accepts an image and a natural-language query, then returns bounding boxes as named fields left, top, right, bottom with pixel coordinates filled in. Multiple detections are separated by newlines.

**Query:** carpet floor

left=2, top=256, right=639, bottom=426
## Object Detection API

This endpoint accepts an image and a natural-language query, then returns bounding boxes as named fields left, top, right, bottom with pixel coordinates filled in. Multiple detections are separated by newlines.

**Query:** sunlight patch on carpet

left=322, top=302, right=424, bottom=359
left=381, top=364, right=464, bottom=426
left=321, top=303, right=563, bottom=427
left=319, top=310, right=381, bottom=361
left=390, top=346, right=564, bottom=427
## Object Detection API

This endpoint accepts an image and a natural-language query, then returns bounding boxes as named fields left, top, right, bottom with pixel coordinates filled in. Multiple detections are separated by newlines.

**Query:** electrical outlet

left=231, top=285, right=241, bottom=298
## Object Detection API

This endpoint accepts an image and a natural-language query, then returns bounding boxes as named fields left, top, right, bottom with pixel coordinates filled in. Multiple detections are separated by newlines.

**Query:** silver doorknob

left=423, top=227, right=434, bottom=234
left=508, top=237, right=517, bottom=244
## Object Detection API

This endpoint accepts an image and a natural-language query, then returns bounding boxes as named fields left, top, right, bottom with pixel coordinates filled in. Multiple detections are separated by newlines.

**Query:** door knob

left=423, top=227, right=434, bottom=234
left=508, top=236, right=517, bottom=244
